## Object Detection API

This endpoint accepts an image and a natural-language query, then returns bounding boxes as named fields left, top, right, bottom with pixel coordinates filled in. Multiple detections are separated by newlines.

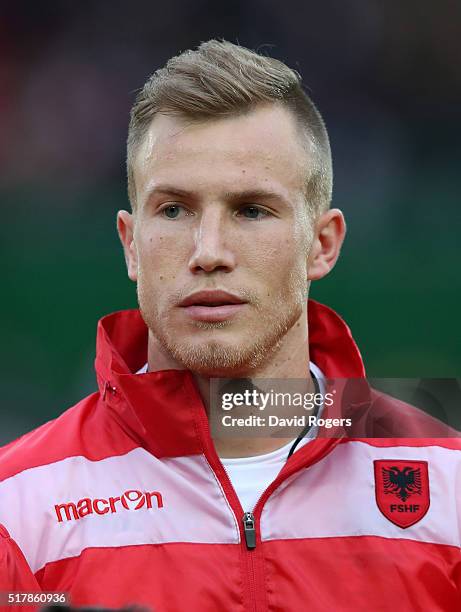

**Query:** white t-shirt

left=136, top=361, right=325, bottom=512
left=220, top=362, right=325, bottom=511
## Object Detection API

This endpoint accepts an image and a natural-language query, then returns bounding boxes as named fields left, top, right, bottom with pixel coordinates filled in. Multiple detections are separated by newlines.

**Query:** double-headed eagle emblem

left=382, top=466, right=422, bottom=501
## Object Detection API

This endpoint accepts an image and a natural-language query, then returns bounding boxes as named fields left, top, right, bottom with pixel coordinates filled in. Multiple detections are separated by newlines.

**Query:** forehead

left=132, top=104, right=311, bottom=205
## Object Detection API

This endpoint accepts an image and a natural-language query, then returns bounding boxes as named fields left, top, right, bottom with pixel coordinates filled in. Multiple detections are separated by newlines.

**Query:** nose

left=188, top=207, right=236, bottom=274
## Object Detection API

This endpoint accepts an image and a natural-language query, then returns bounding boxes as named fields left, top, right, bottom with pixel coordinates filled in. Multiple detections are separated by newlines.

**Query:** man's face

left=127, top=104, right=316, bottom=376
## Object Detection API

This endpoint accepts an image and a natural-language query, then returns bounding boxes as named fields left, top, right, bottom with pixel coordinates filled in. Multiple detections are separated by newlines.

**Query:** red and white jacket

left=0, top=301, right=460, bottom=611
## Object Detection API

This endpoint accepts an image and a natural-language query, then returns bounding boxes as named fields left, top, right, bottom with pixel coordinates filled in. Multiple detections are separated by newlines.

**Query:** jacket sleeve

left=0, top=524, right=41, bottom=611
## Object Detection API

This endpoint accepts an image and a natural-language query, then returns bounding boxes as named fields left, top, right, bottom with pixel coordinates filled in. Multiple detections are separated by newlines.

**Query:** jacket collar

left=95, top=300, right=366, bottom=457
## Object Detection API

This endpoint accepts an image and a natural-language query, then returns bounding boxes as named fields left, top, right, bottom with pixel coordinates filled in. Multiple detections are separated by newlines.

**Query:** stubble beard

left=138, top=267, right=307, bottom=377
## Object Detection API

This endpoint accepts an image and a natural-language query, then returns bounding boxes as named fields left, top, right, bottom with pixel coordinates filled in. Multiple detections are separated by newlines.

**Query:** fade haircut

left=127, top=39, right=332, bottom=214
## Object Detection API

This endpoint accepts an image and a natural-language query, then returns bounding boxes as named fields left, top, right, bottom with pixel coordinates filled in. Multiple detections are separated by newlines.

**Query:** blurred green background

left=1, top=1, right=460, bottom=444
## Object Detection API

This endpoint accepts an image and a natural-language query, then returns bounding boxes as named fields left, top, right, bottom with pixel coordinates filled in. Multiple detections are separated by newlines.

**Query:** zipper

left=234, top=439, right=341, bottom=610
left=195, top=410, right=266, bottom=611
left=102, top=381, right=117, bottom=401
left=242, top=511, right=258, bottom=611
left=242, top=512, right=256, bottom=549
left=195, top=418, right=338, bottom=610
left=216, top=457, right=263, bottom=612
left=188, top=372, right=343, bottom=611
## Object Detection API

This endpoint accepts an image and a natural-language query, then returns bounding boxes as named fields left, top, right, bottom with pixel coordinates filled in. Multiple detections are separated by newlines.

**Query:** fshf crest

left=374, top=460, right=430, bottom=528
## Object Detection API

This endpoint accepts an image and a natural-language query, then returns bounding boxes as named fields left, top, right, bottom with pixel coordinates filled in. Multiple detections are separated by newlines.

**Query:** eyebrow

left=144, top=186, right=192, bottom=202
left=224, top=189, right=287, bottom=203
left=144, top=184, right=288, bottom=205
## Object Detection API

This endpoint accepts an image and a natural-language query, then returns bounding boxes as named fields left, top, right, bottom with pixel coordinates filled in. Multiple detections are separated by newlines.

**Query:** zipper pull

left=242, top=512, right=256, bottom=550
left=103, top=381, right=117, bottom=401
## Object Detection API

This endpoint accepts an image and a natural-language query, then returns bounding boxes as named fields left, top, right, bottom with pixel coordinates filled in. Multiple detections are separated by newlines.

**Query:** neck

left=147, top=311, right=311, bottom=458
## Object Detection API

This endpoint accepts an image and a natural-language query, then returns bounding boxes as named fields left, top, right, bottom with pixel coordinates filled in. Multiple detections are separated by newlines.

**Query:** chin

left=144, top=300, right=302, bottom=375
left=167, top=334, right=274, bottom=378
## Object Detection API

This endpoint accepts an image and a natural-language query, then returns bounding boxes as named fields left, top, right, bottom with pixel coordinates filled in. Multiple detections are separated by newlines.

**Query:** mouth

left=179, top=290, right=247, bottom=322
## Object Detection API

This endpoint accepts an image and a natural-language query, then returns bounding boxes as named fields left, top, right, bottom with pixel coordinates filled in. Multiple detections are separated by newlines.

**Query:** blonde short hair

left=127, top=39, right=332, bottom=214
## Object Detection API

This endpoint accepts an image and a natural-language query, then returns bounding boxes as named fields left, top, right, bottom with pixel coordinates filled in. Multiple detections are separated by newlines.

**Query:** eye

left=160, top=204, right=187, bottom=219
left=238, top=205, right=270, bottom=220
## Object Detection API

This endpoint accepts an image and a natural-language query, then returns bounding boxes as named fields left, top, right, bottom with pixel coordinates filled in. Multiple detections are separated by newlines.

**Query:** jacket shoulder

left=362, top=388, right=461, bottom=448
left=0, top=524, right=40, bottom=592
left=0, top=392, right=135, bottom=482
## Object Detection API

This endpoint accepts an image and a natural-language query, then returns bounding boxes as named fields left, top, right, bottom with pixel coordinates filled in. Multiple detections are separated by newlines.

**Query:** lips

left=179, top=290, right=246, bottom=308
left=179, top=290, right=247, bottom=322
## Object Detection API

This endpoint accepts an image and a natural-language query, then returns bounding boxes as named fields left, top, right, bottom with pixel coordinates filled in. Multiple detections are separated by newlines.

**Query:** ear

left=307, top=208, right=346, bottom=281
left=116, top=210, right=138, bottom=282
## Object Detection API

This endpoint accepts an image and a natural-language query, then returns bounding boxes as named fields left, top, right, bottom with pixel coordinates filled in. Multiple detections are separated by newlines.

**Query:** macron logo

left=54, top=489, right=164, bottom=523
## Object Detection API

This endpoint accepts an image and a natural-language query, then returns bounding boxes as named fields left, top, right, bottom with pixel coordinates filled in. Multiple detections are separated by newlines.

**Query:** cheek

left=247, top=234, right=307, bottom=278
left=137, top=233, right=187, bottom=280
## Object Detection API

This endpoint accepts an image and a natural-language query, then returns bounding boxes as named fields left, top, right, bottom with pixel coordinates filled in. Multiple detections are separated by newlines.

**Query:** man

left=0, top=40, right=460, bottom=611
